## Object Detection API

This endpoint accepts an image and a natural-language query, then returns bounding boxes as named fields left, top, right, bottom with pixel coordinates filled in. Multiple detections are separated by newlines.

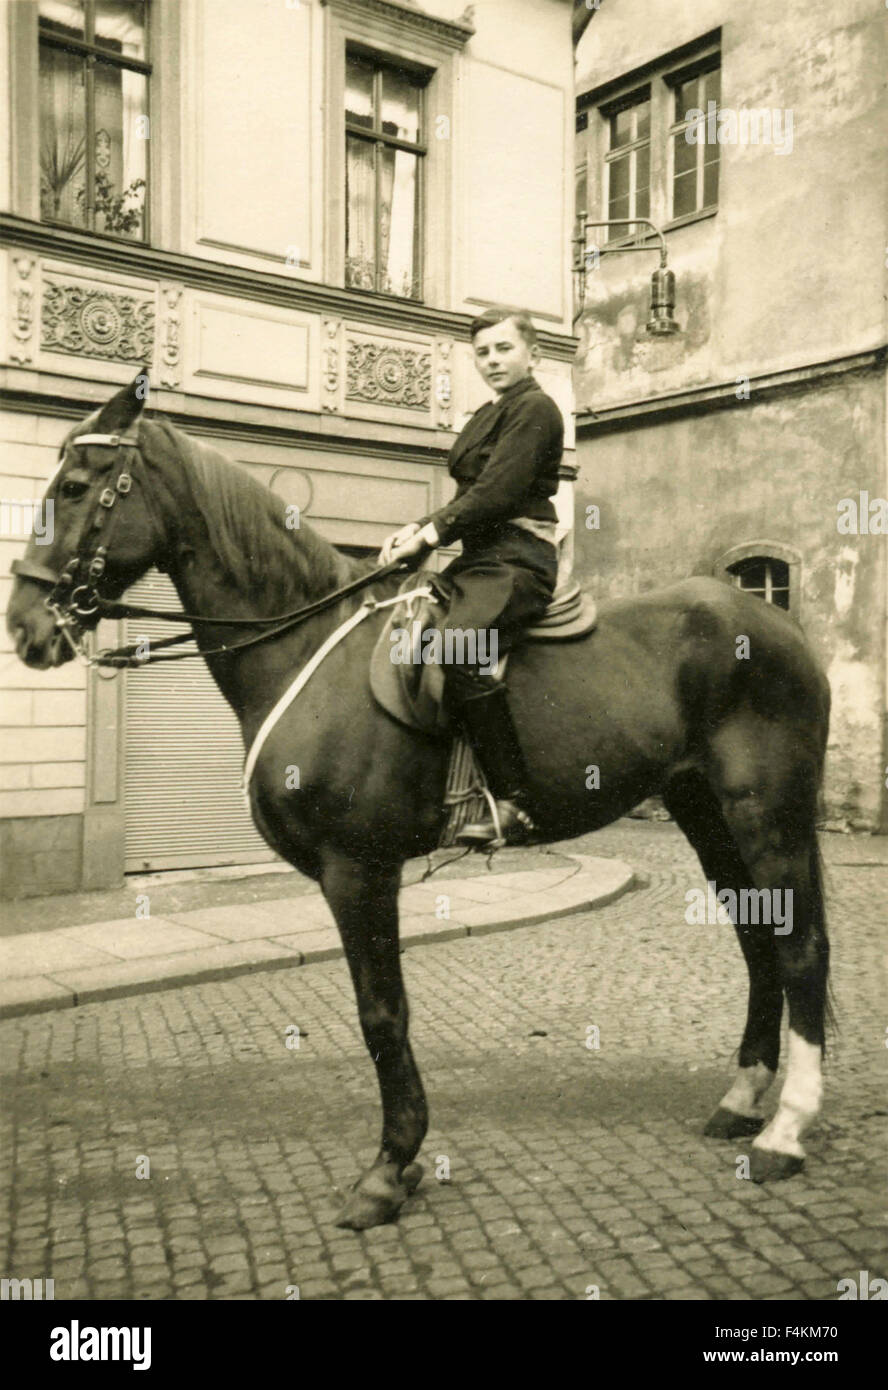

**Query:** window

left=38, top=0, right=150, bottom=241
left=603, top=91, right=650, bottom=240
left=727, top=557, right=790, bottom=611
left=668, top=61, right=720, bottom=220
left=576, top=34, right=721, bottom=245
left=345, top=49, right=428, bottom=300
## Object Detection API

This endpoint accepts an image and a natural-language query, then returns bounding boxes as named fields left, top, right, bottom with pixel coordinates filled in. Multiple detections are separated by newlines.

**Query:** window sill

left=662, top=205, right=718, bottom=233
left=40, top=217, right=149, bottom=249
left=345, top=283, right=425, bottom=308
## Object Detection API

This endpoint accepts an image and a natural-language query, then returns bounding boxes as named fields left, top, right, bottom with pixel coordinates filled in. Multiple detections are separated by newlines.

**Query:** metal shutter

left=124, top=569, right=276, bottom=872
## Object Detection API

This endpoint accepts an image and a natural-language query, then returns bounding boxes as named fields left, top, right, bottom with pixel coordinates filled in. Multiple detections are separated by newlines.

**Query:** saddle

left=369, top=572, right=597, bottom=738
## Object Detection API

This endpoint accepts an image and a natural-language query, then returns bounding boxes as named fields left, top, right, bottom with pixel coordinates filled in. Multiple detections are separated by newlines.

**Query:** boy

left=378, top=307, right=563, bottom=846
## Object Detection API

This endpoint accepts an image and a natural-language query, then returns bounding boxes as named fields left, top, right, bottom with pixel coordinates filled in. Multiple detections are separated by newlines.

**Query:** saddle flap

left=369, top=574, right=450, bottom=735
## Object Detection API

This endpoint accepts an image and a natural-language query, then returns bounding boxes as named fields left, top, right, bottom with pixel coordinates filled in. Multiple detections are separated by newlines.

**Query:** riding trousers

left=430, top=523, right=558, bottom=700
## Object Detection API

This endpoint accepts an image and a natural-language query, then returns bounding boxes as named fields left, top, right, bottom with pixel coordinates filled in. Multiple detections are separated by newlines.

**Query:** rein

left=10, top=429, right=411, bottom=668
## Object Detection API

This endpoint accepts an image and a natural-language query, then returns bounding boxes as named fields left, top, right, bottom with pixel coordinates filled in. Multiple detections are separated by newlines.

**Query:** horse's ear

left=94, top=368, right=149, bottom=434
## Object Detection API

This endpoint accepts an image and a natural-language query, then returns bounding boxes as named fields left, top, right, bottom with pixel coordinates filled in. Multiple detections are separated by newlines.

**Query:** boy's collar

left=492, top=374, right=538, bottom=402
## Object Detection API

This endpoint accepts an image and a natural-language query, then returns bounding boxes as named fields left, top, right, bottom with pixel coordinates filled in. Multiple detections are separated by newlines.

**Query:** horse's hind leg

left=664, top=772, right=781, bottom=1139
left=320, top=850, right=428, bottom=1229
left=709, top=729, right=830, bottom=1181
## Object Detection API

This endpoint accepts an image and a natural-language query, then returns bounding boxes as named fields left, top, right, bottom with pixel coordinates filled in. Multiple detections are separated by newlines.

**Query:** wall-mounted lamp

left=572, top=212, right=680, bottom=336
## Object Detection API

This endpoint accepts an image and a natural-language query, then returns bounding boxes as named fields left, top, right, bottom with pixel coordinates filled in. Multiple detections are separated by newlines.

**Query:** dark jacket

left=421, top=375, right=563, bottom=548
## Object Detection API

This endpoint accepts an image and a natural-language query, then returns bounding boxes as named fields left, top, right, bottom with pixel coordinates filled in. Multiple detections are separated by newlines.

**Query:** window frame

left=601, top=87, right=651, bottom=244
left=323, top=0, right=470, bottom=310
left=576, top=35, right=721, bottom=254
left=717, top=541, right=801, bottom=620
left=344, top=45, right=429, bottom=301
left=37, top=0, right=153, bottom=244
left=664, top=54, right=721, bottom=226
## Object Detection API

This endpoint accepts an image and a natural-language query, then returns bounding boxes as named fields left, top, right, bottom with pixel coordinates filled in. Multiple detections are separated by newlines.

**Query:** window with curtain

left=603, top=90, right=650, bottom=242
left=345, top=49, right=427, bottom=300
left=38, top=0, right=150, bottom=241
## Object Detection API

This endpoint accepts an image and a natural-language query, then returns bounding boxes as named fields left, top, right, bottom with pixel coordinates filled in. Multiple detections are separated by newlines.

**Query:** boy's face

left=472, top=318, right=539, bottom=395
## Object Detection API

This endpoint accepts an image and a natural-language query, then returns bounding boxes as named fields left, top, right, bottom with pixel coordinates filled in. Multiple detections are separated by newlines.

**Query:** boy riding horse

left=379, top=307, right=564, bottom=847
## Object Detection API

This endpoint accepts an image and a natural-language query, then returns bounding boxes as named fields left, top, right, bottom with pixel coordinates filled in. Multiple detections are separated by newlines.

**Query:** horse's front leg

left=320, top=849, right=427, bottom=1229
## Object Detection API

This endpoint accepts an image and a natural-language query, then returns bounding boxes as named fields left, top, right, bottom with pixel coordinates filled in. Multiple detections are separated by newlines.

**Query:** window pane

left=704, top=67, right=720, bottom=108
left=39, top=43, right=87, bottom=227
left=610, top=107, right=633, bottom=149
left=345, top=134, right=376, bottom=290
left=703, top=156, right=719, bottom=207
left=95, top=0, right=147, bottom=61
left=378, top=146, right=418, bottom=298
left=38, top=0, right=85, bottom=40
left=345, top=54, right=374, bottom=129
left=381, top=66, right=420, bottom=143
left=608, top=153, right=629, bottom=218
left=674, top=129, right=696, bottom=176
left=635, top=143, right=649, bottom=198
left=672, top=169, right=696, bottom=219
left=635, top=183, right=650, bottom=220
left=575, top=162, right=587, bottom=225
left=635, top=100, right=650, bottom=141
left=93, top=58, right=147, bottom=238
left=674, top=78, right=699, bottom=123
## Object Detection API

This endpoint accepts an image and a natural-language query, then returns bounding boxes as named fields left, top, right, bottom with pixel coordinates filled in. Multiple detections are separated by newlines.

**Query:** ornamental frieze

left=41, top=280, right=155, bottom=363
left=345, top=338, right=431, bottom=411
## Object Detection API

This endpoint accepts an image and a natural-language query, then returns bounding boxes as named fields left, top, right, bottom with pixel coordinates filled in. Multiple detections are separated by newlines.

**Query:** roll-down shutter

left=124, top=569, right=276, bottom=872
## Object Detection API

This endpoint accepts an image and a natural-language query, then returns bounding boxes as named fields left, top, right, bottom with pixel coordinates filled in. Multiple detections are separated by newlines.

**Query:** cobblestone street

left=2, top=821, right=886, bottom=1301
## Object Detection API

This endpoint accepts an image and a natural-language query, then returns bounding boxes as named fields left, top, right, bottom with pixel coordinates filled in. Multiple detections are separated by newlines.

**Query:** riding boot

left=447, top=676, right=536, bottom=847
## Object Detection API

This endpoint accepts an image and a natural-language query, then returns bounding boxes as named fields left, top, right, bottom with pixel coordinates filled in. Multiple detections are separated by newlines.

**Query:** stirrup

left=455, top=794, right=535, bottom=848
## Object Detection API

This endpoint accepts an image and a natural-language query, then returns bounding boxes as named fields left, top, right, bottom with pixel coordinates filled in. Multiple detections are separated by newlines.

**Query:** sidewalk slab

left=0, top=855, right=635, bottom=1019
left=61, top=917, right=220, bottom=959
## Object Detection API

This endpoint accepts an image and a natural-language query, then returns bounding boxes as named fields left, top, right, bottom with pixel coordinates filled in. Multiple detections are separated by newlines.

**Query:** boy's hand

left=378, top=522, right=439, bottom=566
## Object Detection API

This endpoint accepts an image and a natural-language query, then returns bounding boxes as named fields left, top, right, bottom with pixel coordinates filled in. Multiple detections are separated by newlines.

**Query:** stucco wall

left=574, top=368, right=887, bottom=828
left=575, top=0, right=888, bottom=407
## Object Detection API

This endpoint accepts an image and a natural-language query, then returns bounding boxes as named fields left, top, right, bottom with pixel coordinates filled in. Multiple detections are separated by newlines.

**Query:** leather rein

left=10, top=430, right=407, bottom=669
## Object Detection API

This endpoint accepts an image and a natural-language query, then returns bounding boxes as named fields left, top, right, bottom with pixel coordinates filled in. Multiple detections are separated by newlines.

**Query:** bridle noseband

left=10, top=428, right=409, bottom=668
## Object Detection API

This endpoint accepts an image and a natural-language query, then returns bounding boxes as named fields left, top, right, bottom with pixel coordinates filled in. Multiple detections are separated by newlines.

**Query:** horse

left=7, top=374, right=832, bottom=1230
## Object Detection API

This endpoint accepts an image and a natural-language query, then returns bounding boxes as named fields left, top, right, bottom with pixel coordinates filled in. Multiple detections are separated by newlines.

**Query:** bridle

left=10, top=429, right=408, bottom=668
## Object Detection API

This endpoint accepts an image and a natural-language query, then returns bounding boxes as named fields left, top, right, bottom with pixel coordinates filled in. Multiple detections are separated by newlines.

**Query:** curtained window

left=38, top=0, right=150, bottom=241
left=345, top=49, right=427, bottom=300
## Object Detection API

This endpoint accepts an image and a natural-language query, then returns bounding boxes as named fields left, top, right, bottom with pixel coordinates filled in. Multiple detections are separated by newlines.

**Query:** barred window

left=38, top=0, right=150, bottom=241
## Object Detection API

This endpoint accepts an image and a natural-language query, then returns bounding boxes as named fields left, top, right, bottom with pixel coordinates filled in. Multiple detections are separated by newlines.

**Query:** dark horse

left=7, top=376, right=832, bottom=1229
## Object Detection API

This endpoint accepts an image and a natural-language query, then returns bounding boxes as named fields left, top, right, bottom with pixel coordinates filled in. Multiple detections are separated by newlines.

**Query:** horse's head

left=6, top=371, right=165, bottom=668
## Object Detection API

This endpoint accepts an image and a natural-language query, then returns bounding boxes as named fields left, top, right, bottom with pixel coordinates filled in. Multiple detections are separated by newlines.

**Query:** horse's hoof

left=704, top=1107, right=766, bottom=1140
left=335, top=1163, right=422, bottom=1230
left=335, top=1187, right=403, bottom=1230
left=750, top=1148, right=804, bottom=1184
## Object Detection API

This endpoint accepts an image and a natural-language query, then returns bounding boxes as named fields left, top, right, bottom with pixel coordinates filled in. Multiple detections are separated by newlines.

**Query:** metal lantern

left=647, top=266, right=679, bottom=336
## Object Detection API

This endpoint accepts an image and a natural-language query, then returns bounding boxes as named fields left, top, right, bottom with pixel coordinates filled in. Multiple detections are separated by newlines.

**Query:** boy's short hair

left=469, top=306, right=538, bottom=347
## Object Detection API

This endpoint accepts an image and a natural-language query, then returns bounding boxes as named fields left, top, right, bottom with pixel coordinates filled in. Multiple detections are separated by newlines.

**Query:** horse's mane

left=142, top=418, right=357, bottom=607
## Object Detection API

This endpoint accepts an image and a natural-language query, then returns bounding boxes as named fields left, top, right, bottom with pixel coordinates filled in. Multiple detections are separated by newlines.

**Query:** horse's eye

left=60, top=479, right=90, bottom=501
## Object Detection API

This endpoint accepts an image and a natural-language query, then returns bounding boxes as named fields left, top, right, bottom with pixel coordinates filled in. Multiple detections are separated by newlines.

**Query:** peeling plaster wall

left=573, top=0, right=887, bottom=828
left=574, top=371, right=887, bottom=829
left=574, top=0, right=887, bottom=406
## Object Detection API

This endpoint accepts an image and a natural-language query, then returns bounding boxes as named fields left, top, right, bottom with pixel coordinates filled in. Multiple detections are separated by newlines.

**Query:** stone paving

left=0, top=820, right=885, bottom=1301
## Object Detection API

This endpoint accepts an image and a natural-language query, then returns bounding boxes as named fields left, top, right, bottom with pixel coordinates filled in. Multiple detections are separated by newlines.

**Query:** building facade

left=573, top=0, right=887, bottom=831
left=1, top=0, right=578, bottom=896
